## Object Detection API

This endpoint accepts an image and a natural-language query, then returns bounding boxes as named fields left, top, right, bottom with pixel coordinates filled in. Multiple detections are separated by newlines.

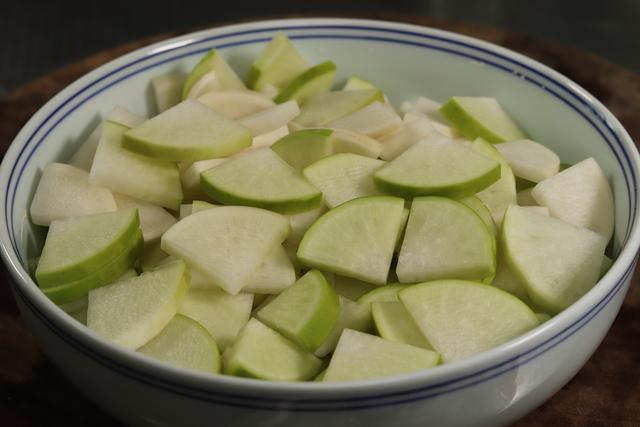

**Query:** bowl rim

left=1, top=17, right=639, bottom=407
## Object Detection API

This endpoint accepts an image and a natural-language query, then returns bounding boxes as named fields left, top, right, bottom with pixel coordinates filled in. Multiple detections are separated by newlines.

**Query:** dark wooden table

left=1, top=14, right=639, bottom=427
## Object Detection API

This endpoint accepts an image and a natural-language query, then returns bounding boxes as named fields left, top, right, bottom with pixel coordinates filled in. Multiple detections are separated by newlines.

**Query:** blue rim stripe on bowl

left=10, top=256, right=634, bottom=410
left=5, top=24, right=637, bottom=260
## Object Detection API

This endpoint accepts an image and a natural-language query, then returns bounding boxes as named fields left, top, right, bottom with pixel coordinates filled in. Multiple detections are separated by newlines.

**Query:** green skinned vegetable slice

left=161, top=206, right=290, bottom=295
left=256, top=269, right=339, bottom=352
left=323, top=329, right=439, bottom=381
left=297, top=196, right=405, bottom=285
left=399, top=280, right=539, bottom=363
left=182, top=49, right=245, bottom=99
left=122, top=100, right=251, bottom=162
left=439, top=96, right=526, bottom=143
left=42, top=230, right=143, bottom=304
left=271, top=129, right=334, bottom=169
left=274, top=61, right=337, bottom=104
left=224, top=318, right=322, bottom=381
left=396, top=197, right=496, bottom=283
left=373, top=141, right=501, bottom=198
left=293, top=89, right=384, bottom=128
left=89, top=121, right=182, bottom=210
left=303, top=153, right=385, bottom=209
left=246, top=32, right=309, bottom=93
left=501, top=205, right=607, bottom=314
left=201, top=148, right=322, bottom=214
left=36, top=209, right=141, bottom=287
left=139, top=314, right=221, bottom=374
left=87, top=260, right=189, bottom=350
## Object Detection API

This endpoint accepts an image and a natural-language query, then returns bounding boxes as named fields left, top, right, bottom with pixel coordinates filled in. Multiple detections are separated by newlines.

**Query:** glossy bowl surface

left=1, top=18, right=638, bottom=427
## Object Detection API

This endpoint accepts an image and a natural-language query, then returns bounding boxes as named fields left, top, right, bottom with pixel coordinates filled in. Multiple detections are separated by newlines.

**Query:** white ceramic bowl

left=1, top=18, right=639, bottom=427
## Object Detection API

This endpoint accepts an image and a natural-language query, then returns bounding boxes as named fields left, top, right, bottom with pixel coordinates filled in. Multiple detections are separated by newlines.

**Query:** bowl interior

left=1, top=19, right=636, bottom=360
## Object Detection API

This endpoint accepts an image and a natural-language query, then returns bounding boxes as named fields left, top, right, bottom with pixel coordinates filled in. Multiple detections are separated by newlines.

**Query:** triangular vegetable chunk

left=87, top=260, right=189, bottom=349
left=396, top=197, right=495, bottom=283
left=161, top=206, right=290, bottom=294
left=201, top=148, right=322, bottom=213
left=297, top=196, right=405, bottom=285
left=138, top=314, right=221, bottom=374
left=501, top=205, right=607, bottom=314
left=123, top=100, right=251, bottom=161
left=293, top=89, right=384, bottom=128
left=399, top=280, right=539, bottom=362
left=30, top=163, right=116, bottom=226
left=374, top=141, right=501, bottom=198
left=323, top=329, right=439, bottom=381
left=531, top=158, right=614, bottom=241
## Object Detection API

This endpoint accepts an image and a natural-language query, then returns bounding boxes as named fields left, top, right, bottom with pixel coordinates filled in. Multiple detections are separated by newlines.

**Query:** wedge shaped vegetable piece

left=331, top=128, right=383, bottom=158
left=271, top=129, right=334, bottom=169
left=379, top=117, right=440, bottom=161
left=252, top=125, right=290, bottom=148
left=182, top=48, right=245, bottom=99
left=439, top=96, right=526, bottom=143
left=495, top=139, right=560, bottom=183
left=358, top=283, right=409, bottom=306
left=326, top=101, right=402, bottom=139
left=161, top=206, right=290, bottom=294
left=303, top=153, right=385, bottom=208
left=30, top=163, right=116, bottom=226
left=113, top=193, right=176, bottom=243
left=531, top=158, right=614, bottom=241
left=286, top=204, right=326, bottom=245
left=87, top=260, right=189, bottom=349
left=256, top=270, right=339, bottom=352
left=151, top=72, right=186, bottom=113
left=90, top=121, right=182, bottom=210
left=293, top=89, right=384, bottom=128
left=36, top=209, right=141, bottom=287
left=180, top=158, right=227, bottom=201
left=315, top=296, right=372, bottom=357
left=224, top=318, right=322, bottom=381
left=323, top=329, right=439, bottom=381
left=122, top=100, right=251, bottom=161
left=297, top=196, right=405, bottom=285
left=201, top=148, right=322, bottom=213
left=242, top=245, right=296, bottom=294
left=397, top=197, right=495, bottom=283
left=374, top=141, right=501, bottom=198
left=247, top=32, right=309, bottom=93
left=275, top=61, right=337, bottom=104
left=197, top=90, right=275, bottom=119
left=458, top=196, right=497, bottom=237
left=178, top=287, right=253, bottom=351
left=139, top=314, right=220, bottom=374
left=501, top=205, right=607, bottom=314
left=471, top=137, right=517, bottom=225
left=237, top=100, right=300, bottom=136
left=400, top=280, right=538, bottom=362
left=372, top=301, right=432, bottom=349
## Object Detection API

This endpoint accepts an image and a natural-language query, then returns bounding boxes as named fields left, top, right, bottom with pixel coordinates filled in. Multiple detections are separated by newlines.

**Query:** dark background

left=1, top=0, right=640, bottom=97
